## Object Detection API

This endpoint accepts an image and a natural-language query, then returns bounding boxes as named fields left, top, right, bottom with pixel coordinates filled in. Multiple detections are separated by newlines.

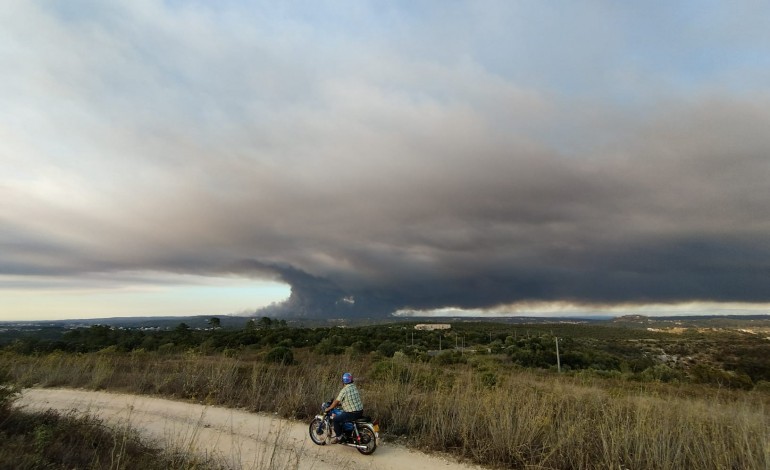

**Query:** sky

left=2, top=1, right=770, bottom=321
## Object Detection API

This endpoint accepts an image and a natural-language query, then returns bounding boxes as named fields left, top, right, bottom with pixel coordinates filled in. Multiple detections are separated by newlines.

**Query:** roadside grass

left=3, top=350, right=769, bottom=469
left=0, top=408, right=231, bottom=470
left=1, top=366, right=226, bottom=470
left=0, top=363, right=310, bottom=470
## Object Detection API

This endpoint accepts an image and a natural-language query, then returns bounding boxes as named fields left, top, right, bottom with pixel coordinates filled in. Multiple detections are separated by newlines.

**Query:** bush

left=432, top=350, right=466, bottom=365
left=315, top=339, right=344, bottom=355
left=690, top=364, right=754, bottom=390
left=479, top=371, right=497, bottom=387
left=0, top=372, right=18, bottom=418
left=376, top=341, right=399, bottom=358
left=223, top=348, right=238, bottom=358
left=753, top=380, right=770, bottom=393
left=264, top=346, right=294, bottom=364
left=639, top=364, right=684, bottom=383
left=347, top=341, right=369, bottom=357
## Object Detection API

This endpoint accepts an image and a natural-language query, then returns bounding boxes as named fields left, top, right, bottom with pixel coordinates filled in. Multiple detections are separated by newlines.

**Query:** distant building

left=414, top=324, right=451, bottom=331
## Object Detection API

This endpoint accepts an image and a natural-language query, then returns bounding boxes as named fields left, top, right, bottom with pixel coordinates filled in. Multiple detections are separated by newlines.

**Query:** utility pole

left=555, top=337, right=561, bottom=373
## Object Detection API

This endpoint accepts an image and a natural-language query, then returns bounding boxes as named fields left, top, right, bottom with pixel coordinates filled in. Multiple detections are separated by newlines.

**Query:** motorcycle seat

left=355, top=417, right=371, bottom=423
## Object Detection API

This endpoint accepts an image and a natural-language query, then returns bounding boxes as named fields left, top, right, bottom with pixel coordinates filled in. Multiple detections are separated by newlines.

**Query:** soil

left=17, top=388, right=483, bottom=470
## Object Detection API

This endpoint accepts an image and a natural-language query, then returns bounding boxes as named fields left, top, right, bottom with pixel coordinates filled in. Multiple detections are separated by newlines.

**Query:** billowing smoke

left=232, top=260, right=357, bottom=318
left=3, top=2, right=770, bottom=319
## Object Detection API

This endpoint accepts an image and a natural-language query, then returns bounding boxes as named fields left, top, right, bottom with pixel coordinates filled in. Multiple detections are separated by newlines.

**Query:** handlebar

left=321, top=401, right=342, bottom=415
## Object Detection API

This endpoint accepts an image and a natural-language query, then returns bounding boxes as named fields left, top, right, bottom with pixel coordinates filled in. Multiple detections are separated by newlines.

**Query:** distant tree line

left=2, top=319, right=769, bottom=389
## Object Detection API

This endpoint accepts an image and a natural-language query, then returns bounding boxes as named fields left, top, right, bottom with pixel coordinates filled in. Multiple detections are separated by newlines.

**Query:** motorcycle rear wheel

left=356, top=426, right=377, bottom=455
left=309, top=418, right=328, bottom=445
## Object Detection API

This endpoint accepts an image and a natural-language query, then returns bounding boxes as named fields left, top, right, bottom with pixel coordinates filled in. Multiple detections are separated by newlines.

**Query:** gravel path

left=18, top=388, right=482, bottom=470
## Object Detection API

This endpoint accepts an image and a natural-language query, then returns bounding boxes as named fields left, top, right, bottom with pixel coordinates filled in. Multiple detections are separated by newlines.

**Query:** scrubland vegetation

left=1, top=368, right=229, bottom=469
left=1, top=318, right=769, bottom=469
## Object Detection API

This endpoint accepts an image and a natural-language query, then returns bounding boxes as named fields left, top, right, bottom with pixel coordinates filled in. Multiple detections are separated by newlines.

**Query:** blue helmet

left=342, top=372, right=353, bottom=384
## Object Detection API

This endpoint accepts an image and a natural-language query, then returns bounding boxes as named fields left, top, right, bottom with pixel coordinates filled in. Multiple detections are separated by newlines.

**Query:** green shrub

left=315, top=338, right=344, bottom=355
left=690, top=364, right=754, bottom=390
left=264, top=346, right=294, bottom=364
left=639, top=364, right=684, bottom=383
left=376, top=340, right=399, bottom=358
left=753, top=380, right=770, bottom=393
left=432, top=350, right=466, bottom=365
left=479, top=371, right=497, bottom=387
left=222, top=348, right=238, bottom=358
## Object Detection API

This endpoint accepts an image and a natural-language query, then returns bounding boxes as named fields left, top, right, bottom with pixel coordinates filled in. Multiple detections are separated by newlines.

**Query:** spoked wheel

left=309, top=418, right=328, bottom=445
left=356, top=427, right=377, bottom=455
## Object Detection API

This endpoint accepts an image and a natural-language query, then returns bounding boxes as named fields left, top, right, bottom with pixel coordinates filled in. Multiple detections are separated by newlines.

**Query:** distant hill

left=2, top=313, right=768, bottom=332
left=611, top=314, right=770, bottom=329
left=0, top=315, right=249, bottom=330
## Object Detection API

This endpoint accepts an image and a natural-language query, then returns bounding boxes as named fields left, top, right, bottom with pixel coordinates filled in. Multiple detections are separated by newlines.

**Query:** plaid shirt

left=336, top=383, right=363, bottom=412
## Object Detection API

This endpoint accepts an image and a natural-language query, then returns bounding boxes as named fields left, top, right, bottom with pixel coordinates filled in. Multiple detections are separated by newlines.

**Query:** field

left=1, top=317, right=769, bottom=469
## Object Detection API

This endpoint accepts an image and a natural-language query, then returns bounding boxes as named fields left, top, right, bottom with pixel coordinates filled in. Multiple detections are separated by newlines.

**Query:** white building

left=414, top=324, right=451, bottom=331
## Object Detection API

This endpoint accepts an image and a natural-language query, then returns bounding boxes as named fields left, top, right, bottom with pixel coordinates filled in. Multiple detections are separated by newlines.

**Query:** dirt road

left=18, top=388, right=482, bottom=470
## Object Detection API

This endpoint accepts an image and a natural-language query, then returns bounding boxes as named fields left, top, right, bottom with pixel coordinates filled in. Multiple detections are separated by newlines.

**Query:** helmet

left=342, top=372, right=353, bottom=384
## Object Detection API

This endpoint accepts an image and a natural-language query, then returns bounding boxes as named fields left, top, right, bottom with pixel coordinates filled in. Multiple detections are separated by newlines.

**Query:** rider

left=325, top=372, right=364, bottom=443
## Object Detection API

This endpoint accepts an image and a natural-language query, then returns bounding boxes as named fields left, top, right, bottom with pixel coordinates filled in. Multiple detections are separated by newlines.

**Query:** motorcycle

left=308, top=401, right=378, bottom=455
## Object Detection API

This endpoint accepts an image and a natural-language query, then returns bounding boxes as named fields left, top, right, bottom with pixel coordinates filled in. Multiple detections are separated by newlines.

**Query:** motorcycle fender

left=361, top=423, right=379, bottom=442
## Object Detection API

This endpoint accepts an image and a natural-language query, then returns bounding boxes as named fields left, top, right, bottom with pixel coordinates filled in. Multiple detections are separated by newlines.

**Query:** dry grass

left=2, top=350, right=768, bottom=469
left=0, top=407, right=231, bottom=470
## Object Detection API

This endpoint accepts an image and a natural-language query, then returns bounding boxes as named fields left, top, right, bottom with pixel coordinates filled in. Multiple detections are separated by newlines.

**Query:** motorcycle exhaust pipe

left=343, top=443, right=370, bottom=450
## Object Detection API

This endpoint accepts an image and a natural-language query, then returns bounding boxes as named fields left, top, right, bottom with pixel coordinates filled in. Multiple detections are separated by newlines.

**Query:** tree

left=173, top=323, right=193, bottom=346
left=377, top=340, right=399, bottom=358
left=208, top=317, right=221, bottom=329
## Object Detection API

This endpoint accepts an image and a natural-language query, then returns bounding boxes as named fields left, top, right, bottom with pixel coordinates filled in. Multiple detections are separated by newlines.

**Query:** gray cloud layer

left=2, top=2, right=769, bottom=317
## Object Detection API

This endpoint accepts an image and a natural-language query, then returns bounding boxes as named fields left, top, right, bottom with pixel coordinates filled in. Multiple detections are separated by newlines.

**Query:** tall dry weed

left=2, top=350, right=768, bottom=469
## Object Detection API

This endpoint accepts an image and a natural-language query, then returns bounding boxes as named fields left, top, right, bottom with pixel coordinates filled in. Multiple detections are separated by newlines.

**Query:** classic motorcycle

left=308, top=401, right=378, bottom=455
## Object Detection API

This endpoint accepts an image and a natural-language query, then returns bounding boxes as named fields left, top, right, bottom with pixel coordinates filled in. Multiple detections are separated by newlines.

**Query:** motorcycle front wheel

left=356, top=426, right=377, bottom=455
left=309, top=417, right=328, bottom=445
